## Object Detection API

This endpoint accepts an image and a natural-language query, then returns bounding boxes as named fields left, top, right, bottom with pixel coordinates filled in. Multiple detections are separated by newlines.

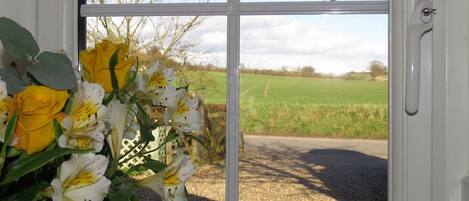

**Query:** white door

left=392, top=0, right=469, bottom=201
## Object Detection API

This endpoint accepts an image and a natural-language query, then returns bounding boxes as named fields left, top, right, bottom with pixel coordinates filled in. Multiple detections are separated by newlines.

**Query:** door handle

left=405, top=0, right=434, bottom=116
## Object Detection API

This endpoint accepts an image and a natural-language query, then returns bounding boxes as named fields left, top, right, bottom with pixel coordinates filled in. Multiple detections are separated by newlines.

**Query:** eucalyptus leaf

left=0, top=148, right=90, bottom=185
left=26, top=51, right=77, bottom=90
left=5, top=182, right=49, bottom=201
left=0, top=17, right=39, bottom=61
left=0, top=66, right=25, bottom=94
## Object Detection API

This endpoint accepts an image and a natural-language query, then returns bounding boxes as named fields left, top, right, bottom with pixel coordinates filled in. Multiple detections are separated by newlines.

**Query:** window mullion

left=226, top=0, right=240, bottom=200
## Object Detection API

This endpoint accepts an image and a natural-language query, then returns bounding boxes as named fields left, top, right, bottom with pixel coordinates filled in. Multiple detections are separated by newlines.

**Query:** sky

left=88, top=1, right=389, bottom=75
left=187, top=15, right=388, bottom=75
left=89, top=13, right=388, bottom=75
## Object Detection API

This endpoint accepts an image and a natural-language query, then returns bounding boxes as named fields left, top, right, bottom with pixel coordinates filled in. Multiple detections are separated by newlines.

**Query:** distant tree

left=368, top=60, right=388, bottom=80
left=300, top=66, right=316, bottom=77
left=240, top=63, right=247, bottom=72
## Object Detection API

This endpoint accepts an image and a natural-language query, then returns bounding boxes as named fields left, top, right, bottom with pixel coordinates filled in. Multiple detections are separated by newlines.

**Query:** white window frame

left=79, top=1, right=389, bottom=201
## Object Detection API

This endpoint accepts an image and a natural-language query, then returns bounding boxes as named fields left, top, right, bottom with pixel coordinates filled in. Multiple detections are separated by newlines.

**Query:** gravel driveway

left=186, top=135, right=388, bottom=201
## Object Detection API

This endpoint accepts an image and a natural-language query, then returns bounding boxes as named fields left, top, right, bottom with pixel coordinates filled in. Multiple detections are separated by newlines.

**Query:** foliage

left=241, top=104, right=387, bottom=139
left=200, top=104, right=226, bottom=161
left=368, top=60, right=388, bottom=80
left=299, top=66, right=316, bottom=77
left=0, top=17, right=77, bottom=93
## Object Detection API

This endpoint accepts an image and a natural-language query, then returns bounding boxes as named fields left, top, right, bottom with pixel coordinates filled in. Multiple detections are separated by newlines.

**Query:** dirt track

left=187, top=135, right=388, bottom=201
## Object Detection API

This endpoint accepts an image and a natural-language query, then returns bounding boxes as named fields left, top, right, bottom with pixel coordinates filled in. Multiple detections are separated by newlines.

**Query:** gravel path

left=187, top=135, right=388, bottom=201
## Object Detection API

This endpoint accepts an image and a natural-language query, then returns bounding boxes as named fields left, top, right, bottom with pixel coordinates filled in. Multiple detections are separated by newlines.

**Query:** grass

left=189, top=71, right=388, bottom=139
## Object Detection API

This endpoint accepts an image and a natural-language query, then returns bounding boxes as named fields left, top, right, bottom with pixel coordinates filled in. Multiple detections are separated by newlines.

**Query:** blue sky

left=189, top=14, right=388, bottom=74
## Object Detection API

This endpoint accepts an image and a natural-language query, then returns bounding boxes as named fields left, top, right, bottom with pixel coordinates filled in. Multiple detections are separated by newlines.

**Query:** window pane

left=87, top=0, right=225, bottom=4
left=239, top=15, right=388, bottom=201
left=86, top=16, right=227, bottom=200
left=241, top=0, right=387, bottom=3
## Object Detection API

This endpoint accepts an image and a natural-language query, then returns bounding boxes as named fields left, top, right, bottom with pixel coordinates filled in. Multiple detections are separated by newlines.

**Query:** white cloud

left=185, top=15, right=388, bottom=74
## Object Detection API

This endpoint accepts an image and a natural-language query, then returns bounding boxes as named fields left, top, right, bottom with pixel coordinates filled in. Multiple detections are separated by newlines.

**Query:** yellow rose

left=79, top=40, right=135, bottom=93
left=8, top=86, right=68, bottom=154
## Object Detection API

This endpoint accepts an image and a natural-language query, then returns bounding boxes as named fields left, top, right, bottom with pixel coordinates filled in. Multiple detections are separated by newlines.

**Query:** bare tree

left=86, top=0, right=206, bottom=85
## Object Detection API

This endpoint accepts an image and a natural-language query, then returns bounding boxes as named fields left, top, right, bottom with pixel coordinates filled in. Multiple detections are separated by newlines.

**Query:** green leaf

left=0, top=112, right=18, bottom=174
left=184, top=133, right=209, bottom=151
left=127, top=157, right=166, bottom=174
left=5, top=147, right=21, bottom=158
left=142, top=130, right=178, bottom=155
left=5, top=182, right=49, bottom=201
left=142, top=157, right=167, bottom=173
left=129, top=95, right=156, bottom=142
left=63, top=95, right=74, bottom=114
left=126, top=57, right=139, bottom=86
left=126, top=71, right=137, bottom=86
left=103, top=91, right=115, bottom=105
left=108, top=183, right=134, bottom=201
left=0, top=17, right=39, bottom=61
left=1, top=148, right=90, bottom=185
left=0, top=66, right=25, bottom=94
left=109, top=49, right=120, bottom=91
left=26, top=51, right=77, bottom=90
left=53, top=120, right=63, bottom=141
left=139, top=125, right=155, bottom=142
left=1, top=112, right=18, bottom=155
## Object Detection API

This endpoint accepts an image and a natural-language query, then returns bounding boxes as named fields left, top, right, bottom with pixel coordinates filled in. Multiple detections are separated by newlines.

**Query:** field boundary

left=263, top=79, right=270, bottom=97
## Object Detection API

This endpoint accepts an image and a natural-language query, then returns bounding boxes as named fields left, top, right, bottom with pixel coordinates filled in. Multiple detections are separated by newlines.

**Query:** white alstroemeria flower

left=51, top=153, right=111, bottom=201
left=59, top=81, right=106, bottom=152
left=137, top=62, right=177, bottom=107
left=165, top=90, right=201, bottom=133
left=106, top=99, right=129, bottom=159
left=137, top=153, right=195, bottom=201
left=0, top=78, right=15, bottom=145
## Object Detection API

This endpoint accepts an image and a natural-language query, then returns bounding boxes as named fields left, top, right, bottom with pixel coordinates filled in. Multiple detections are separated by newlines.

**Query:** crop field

left=189, top=71, right=388, bottom=139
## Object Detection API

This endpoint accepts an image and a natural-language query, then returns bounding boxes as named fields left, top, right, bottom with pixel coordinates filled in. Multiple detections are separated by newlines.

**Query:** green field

left=189, top=71, right=388, bottom=139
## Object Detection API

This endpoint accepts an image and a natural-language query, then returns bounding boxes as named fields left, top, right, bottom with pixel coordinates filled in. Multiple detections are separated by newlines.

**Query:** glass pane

left=86, top=16, right=227, bottom=200
left=242, top=0, right=387, bottom=3
left=239, top=15, right=388, bottom=201
left=87, top=0, right=225, bottom=4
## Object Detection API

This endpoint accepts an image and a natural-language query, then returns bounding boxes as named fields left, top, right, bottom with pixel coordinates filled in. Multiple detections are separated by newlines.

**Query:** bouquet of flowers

left=0, top=17, right=201, bottom=201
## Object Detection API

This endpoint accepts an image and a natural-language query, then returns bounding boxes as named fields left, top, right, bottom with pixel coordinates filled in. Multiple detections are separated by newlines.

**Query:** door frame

left=42, top=0, right=409, bottom=200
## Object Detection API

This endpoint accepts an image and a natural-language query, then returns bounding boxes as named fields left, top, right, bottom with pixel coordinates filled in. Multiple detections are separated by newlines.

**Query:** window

left=79, top=1, right=388, bottom=200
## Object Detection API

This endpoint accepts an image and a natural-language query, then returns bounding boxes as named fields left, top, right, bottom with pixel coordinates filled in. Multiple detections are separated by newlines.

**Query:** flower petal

left=171, top=110, right=202, bottom=133
left=106, top=100, right=128, bottom=159
left=164, top=184, right=188, bottom=201
left=51, top=178, right=64, bottom=201
left=64, top=177, right=111, bottom=201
